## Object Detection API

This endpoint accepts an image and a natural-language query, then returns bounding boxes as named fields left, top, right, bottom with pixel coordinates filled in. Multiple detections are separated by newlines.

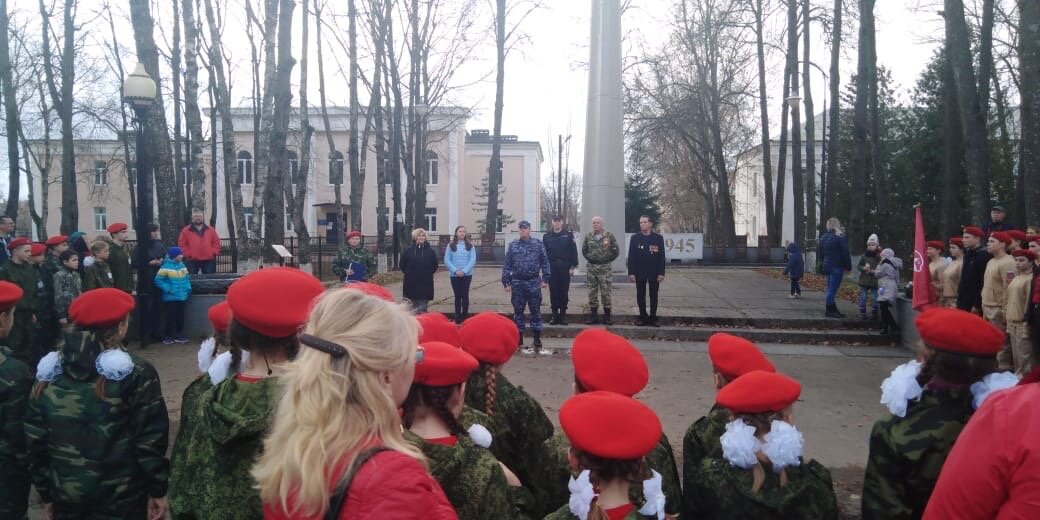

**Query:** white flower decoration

left=568, top=470, right=595, bottom=520
left=467, top=424, right=492, bottom=448
left=95, top=349, right=134, bottom=381
left=880, top=360, right=924, bottom=418
left=638, top=470, right=666, bottom=519
left=208, top=351, right=234, bottom=384
left=971, top=371, right=1019, bottom=409
left=761, top=420, right=804, bottom=470
left=197, top=337, right=217, bottom=374
left=36, top=351, right=63, bottom=382
left=721, top=418, right=761, bottom=469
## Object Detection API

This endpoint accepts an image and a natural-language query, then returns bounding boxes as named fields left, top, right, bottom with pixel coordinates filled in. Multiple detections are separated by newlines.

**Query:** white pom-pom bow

left=721, top=419, right=761, bottom=469
left=36, top=351, right=63, bottom=382
left=467, top=424, right=493, bottom=448
left=95, top=349, right=134, bottom=381
left=762, top=420, right=804, bottom=470
left=197, top=337, right=217, bottom=374
left=721, top=418, right=804, bottom=472
left=82, top=255, right=96, bottom=268
left=568, top=470, right=595, bottom=520
left=637, top=470, right=666, bottom=519
left=880, top=360, right=924, bottom=418
left=971, top=371, right=1019, bottom=409
left=208, top=351, right=234, bottom=384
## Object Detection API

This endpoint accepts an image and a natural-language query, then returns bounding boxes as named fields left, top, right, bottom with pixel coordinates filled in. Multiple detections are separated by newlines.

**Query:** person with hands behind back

left=628, top=215, right=666, bottom=327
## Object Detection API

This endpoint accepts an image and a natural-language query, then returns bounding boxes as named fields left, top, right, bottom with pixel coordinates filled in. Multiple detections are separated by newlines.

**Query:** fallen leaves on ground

left=755, top=268, right=861, bottom=304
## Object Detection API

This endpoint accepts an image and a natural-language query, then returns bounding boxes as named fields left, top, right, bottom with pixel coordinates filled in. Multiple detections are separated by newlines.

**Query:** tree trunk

left=1021, top=0, right=1040, bottom=225
left=752, top=0, right=774, bottom=243
left=209, top=75, right=218, bottom=227
left=102, top=7, right=137, bottom=230
left=977, top=0, right=995, bottom=127
left=250, top=0, right=281, bottom=259
left=409, top=0, right=427, bottom=236
left=850, top=0, right=873, bottom=248
left=826, top=0, right=841, bottom=227
left=787, top=0, right=804, bottom=247
left=802, top=0, right=817, bottom=242
left=315, top=0, right=343, bottom=243
left=485, top=0, right=506, bottom=245
left=383, top=2, right=410, bottom=256
left=940, top=48, right=965, bottom=238
left=943, top=0, right=990, bottom=221
left=18, top=69, right=55, bottom=238
left=172, top=0, right=186, bottom=223
left=348, top=0, right=362, bottom=233
left=0, top=0, right=21, bottom=217
left=183, top=0, right=206, bottom=214
left=868, top=24, right=886, bottom=235
left=293, top=0, right=312, bottom=267
left=261, top=0, right=296, bottom=263
left=371, top=0, right=388, bottom=260
left=39, top=0, right=77, bottom=234
left=774, top=64, right=790, bottom=245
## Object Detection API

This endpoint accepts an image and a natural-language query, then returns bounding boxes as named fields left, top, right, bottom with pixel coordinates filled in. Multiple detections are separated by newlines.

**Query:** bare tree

left=315, top=0, right=345, bottom=241
left=249, top=0, right=281, bottom=256
left=0, top=0, right=21, bottom=217
left=348, top=0, right=363, bottom=233
left=825, top=0, right=841, bottom=223
left=786, top=0, right=804, bottom=247
left=39, top=0, right=77, bottom=233
left=748, top=0, right=775, bottom=242
left=849, top=0, right=873, bottom=247
left=260, top=0, right=297, bottom=261
left=183, top=0, right=206, bottom=213
left=290, top=0, right=314, bottom=267
left=1022, top=0, right=1040, bottom=224
left=370, top=0, right=389, bottom=260
left=484, top=0, right=506, bottom=251
left=801, top=0, right=816, bottom=241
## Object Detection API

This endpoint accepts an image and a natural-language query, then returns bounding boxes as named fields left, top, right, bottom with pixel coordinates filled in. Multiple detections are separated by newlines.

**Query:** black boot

left=549, top=308, right=559, bottom=325
left=533, top=330, right=543, bottom=351
left=558, top=307, right=569, bottom=326
left=586, top=308, right=600, bottom=325
left=825, top=304, right=845, bottom=318
left=518, top=333, right=524, bottom=347
left=602, top=307, right=614, bottom=325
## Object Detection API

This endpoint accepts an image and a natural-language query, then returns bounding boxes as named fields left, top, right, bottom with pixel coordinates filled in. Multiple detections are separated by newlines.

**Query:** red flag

left=912, top=206, right=936, bottom=310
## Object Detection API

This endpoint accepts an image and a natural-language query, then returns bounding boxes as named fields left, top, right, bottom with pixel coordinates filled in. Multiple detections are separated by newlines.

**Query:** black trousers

left=880, top=301, right=899, bottom=330
left=549, top=261, right=571, bottom=311
left=450, top=275, right=472, bottom=319
left=138, top=292, right=162, bottom=341
left=636, top=278, right=660, bottom=319
left=163, top=300, right=186, bottom=337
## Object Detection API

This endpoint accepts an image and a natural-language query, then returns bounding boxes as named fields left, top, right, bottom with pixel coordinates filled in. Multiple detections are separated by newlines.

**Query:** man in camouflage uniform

left=502, top=220, right=552, bottom=354
left=581, top=216, right=619, bottom=324
left=99, top=223, right=133, bottom=294
left=0, top=239, right=38, bottom=364
left=332, top=230, right=377, bottom=282
left=0, top=282, right=32, bottom=519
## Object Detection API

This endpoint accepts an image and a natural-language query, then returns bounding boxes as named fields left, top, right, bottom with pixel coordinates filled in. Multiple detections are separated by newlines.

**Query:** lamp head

left=123, top=63, right=157, bottom=110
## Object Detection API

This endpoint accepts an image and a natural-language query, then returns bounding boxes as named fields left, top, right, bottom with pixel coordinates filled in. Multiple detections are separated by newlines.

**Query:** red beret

left=0, top=281, right=23, bottom=312
left=7, top=237, right=29, bottom=251
left=708, top=333, right=775, bottom=381
left=963, top=226, right=984, bottom=238
left=346, top=230, right=363, bottom=240
left=1028, top=235, right=1040, bottom=246
left=342, top=281, right=394, bottom=302
left=559, top=391, right=662, bottom=460
left=571, top=328, right=648, bottom=397
left=29, top=243, right=46, bottom=256
left=1008, top=230, right=1029, bottom=242
left=207, top=301, right=232, bottom=333
left=417, top=312, right=463, bottom=347
left=914, top=307, right=1005, bottom=356
left=106, top=223, right=128, bottom=234
left=926, top=241, right=945, bottom=250
left=949, top=237, right=964, bottom=247
left=45, top=235, right=68, bottom=247
left=460, top=312, right=519, bottom=365
left=227, top=268, right=325, bottom=338
left=1013, top=249, right=1037, bottom=261
left=413, top=341, right=479, bottom=387
left=69, top=288, right=135, bottom=328
left=716, top=370, right=801, bottom=414
left=990, top=231, right=1012, bottom=245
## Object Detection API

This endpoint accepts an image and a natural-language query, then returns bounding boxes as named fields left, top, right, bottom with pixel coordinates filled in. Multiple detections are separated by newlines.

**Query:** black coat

left=627, top=232, right=666, bottom=280
left=133, top=239, right=167, bottom=295
left=543, top=230, right=578, bottom=269
left=957, top=246, right=992, bottom=311
left=400, top=243, right=439, bottom=301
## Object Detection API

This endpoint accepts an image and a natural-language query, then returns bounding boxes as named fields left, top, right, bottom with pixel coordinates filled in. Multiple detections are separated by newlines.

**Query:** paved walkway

left=382, top=266, right=860, bottom=319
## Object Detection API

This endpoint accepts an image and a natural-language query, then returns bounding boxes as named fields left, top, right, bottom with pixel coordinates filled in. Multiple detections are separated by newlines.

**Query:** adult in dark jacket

left=956, top=227, right=991, bottom=312
left=0, top=216, right=13, bottom=265
left=400, top=228, right=439, bottom=313
left=542, top=215, right=578, bottom=325
left=627, top=215, right=666, bottom=326
left=782, top=242, right=804, bottom=297
left=982, top=204, right=1012, bottom=237
left=818, top=217, right=852, bottom=318
left=133, top=224, right=167, bottom=345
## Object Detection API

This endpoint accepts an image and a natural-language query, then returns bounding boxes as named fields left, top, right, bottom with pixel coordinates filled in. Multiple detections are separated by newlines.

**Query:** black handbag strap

left=325, top=446, right=393, bottom=520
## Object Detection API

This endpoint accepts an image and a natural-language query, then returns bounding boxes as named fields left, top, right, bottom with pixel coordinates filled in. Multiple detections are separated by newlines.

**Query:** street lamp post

left=122, top=63, right=156, bottom=348
left=413, top=102, right=428, bottom=233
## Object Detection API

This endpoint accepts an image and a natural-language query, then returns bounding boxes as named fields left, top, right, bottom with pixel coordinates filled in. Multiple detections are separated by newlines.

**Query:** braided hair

left=572, top=448, right=651, bottom=520
left=402, top=383, right=468, bottom=437
left=484, top=363, right=497, bottom=417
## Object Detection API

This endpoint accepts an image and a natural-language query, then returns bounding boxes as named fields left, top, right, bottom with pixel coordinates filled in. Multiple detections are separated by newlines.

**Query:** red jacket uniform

left=177, top=224, right=221, bottom=262
left=923, top=382, right=1040, bottom=519
left=263, top=449, right=457, bottom=520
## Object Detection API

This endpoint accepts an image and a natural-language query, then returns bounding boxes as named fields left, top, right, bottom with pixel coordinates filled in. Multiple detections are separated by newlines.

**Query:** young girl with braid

left=458, top=312, right=554, bottom=499
left=402, top=340, right=526, bottom=519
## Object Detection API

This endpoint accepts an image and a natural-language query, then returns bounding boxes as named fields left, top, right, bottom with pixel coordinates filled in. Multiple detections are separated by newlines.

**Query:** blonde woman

left=818, top=217, right=851, bottom=318
left=401, top=227, right=440, bottom=313
left=255, top=288, right=457, bottom=519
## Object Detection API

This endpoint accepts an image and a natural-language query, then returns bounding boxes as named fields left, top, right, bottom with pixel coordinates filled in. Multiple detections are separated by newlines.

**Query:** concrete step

left=535, top=324, right=895, bottom=346
left=448, top=313, right=883, bottom=330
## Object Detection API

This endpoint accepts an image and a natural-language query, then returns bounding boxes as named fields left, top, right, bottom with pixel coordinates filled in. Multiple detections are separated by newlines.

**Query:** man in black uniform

left=982, top=204, right=1012, bottom=237
left=957, top=226, right=992, bottom=313
left=542, top=215, right=578, bottom=325
left=628, top=215, right=667, bottom=326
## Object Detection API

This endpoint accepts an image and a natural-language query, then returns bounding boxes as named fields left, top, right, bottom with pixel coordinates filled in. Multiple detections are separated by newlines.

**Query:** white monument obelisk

left=581, top=0, right=626, bottom=272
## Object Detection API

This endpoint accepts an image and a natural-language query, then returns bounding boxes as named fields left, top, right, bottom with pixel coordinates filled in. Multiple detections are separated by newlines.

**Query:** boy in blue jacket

left=783, top=241, right=804, bottom=298
left=155, top=247, right=191, bottom=344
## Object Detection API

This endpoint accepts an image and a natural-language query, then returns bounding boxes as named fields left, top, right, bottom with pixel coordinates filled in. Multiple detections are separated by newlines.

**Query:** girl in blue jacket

left=782, top=241, right=804, bottom=298
left=154, top=247, right=192, bottom=344
left=445, top=226, right=477, bottom=323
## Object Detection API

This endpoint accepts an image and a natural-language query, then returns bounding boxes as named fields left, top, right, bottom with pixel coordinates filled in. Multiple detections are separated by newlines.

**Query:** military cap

left=45, top=235, right=68, bottom=247
left=915, top=307, right=1004, bottom=356
left=460, top=312, right=519, bottom=365
left=992, top=204, right=1006, bottom=212
left=949, top=237, right=964, bottom=247
left=106, top=223, right=128, bottom=234
left=70, top=288, right=135, bottom=328
left=346, top=230, right=362, bottom=240
left=518, top=220, right=531, bottom=229
left=571, top=328, right=648, bottom=397
left=7, top=237, right=29, bottom=250
left=716, top=370, right=801, bottom=414
left=417, top=312, right=463, bottom=347
left=207, top=301, right=232, bottom=333
left=926, top=240, right=945, bottom=250
left=0, top=281, right=23, bottom=312
left=963, top=226, right=984, bottom=238
left=1013, top=249, right=1037, bottom=261
left=413, top=341, right=479, bottom=387
left=342, top=281, right=394, bottom=302
left=1008, top=230, right=1028, bottom=243
left=990, top=231, right=1012, bottom=245
left=30, top=243, right=46, bottom=256
left=560, top=391, right=662, bottom=460
left=227, top=267, right=325, bottom=338
left=708, top=333, right=775, bottom=381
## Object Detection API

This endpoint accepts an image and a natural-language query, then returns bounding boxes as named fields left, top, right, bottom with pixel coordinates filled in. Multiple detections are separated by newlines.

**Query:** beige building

left=31, top=107, right=543, bottom=242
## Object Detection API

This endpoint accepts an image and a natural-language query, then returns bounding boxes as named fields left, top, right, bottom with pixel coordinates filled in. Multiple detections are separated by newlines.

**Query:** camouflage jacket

left=168, top=375, right=213, bottom=518
left=0, top=261, right=39, bottom=312
left=332, top=245, right=376, bottom=281
left=24, top=331, right=169, bottom=508
left=168, top=375, right=280, bottom=519
left=502, top=238, right=551, bottom=285
left=52, top=268, right=82, bottom=321
left=82, top=260, right=114, bottom=292
left=34, top=264, right=55, bottom=322
left=581, top=231, right=620, bottom=265
left=464, top=369, right=553, bottom=500
left=0, top=346, right=32, bottom=518
left=861, top=388, right=974, bottom=520
left=543, top=504, right=659, bottom=520
left=98, top=237, right=133, bottom=293
left=404, top=430, right=524, bottom=520
left=685, top=456, right=839, bottom=519
left=682, top=404, right=729, bottom=513
left=537, top=431, right=683, bottom=517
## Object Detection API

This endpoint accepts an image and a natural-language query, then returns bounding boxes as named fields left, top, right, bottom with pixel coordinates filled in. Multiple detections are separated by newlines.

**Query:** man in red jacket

left=177, top=210, right=221, bottom=274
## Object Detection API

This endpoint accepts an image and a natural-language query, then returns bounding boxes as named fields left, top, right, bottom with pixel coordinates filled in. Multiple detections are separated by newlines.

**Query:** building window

left=329, top=151, right=344, bottom=184
left=93, top=207, right=107, bottom=231
left=237, top=151, right=253, bottom=184
left=383, top=156, right=392, bottom=187
left=425, top=207, right=438, bottom=233
left=286, top=212, right=294, bottom=232
left=129, top=166, right=137, bottom=186
left=288, top=150, right=299, bottom=185
left=243, top=208, right=255, bottom=237
left=495, top=210, right=505, bottom=233
left=94, top=161, right=108, bottom=186
left=425, top=152, right=438, bottom=185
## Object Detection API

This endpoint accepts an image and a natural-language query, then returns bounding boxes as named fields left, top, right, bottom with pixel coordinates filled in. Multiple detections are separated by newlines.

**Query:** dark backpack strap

left=324, top=446, right=393, bottom=520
